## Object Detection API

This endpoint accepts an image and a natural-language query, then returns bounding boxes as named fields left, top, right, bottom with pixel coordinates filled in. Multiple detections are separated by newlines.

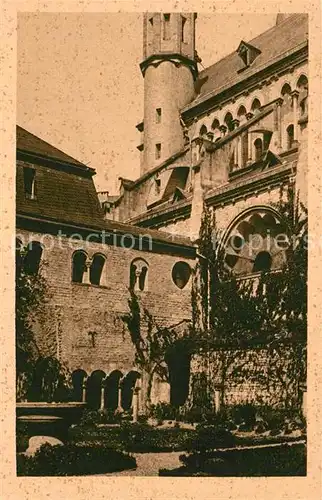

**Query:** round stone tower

left=140, top=13, right=198, bottom=175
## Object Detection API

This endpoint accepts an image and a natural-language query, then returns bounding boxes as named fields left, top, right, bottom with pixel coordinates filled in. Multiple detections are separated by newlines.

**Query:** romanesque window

left=172, top=261, right=191, bottom=289
left=24, top=241, right=43, bottom=275
left=130, top=258, right=149, bottom=291
left=163, top=14, right=171, bottom=40
left=254, top=138, right=263, bottom=161
left=199, top=124, right=207, bottom=137
left=72, top=250, right=87, bottom=283
left=90, top=253, right=106, bottom=286
left=286, top=124, right=294, bottom=149
left=23, top=167, right=36, bottom=200
left=297, top=75, right=308, bottom=117
left=224, top=112, right=234, bottom=132
left=155, top=143, right=161, bottom=160
left=251, top=98, right=261, bottom=114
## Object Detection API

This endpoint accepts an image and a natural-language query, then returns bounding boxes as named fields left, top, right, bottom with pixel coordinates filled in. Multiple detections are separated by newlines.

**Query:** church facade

left=16, top=13, right=308, bottom=412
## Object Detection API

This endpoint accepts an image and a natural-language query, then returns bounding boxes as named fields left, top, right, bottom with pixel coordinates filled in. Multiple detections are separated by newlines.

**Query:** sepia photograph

left=15, top=11, right=308, bottom=477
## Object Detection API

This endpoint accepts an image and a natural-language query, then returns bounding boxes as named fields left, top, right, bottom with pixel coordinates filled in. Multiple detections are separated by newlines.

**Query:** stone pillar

left=291, top=90, right=300, bottom=142
left=82, top=377, right=88, bottom=403
left=214, top=385, right=222, bottom=414
left=276, top=98, right=283, bottom=152
left=132, top=385, right=141, bottom=423
left=83, top=258, right=92, bottom=285
left=100, top=377, right=107, bottom=411
left=116, top=377, right=124, bottom=413
left=231, top=119, right=240, bottom=170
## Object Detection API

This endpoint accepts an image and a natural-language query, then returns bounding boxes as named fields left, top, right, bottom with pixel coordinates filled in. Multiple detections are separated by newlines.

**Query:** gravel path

left=106, top=452, right=182, bottom=476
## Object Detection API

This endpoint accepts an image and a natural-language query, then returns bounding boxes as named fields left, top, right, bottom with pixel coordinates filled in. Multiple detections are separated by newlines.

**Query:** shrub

left=149, top=402, right=177, bottom=421
left=186, top=424, right=235, bottom=454
left=17, top=443, right=136, bottom=476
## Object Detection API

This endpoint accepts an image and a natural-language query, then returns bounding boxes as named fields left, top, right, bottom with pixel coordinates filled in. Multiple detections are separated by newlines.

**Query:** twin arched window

left=72, top=251, right=106, bottom=286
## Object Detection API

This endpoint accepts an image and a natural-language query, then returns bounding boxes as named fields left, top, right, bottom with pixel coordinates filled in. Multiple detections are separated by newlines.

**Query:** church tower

left=139, top=13, right=198, bottom=175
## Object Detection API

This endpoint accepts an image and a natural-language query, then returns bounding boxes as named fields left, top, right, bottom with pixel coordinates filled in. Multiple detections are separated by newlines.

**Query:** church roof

left=17, top=125, right=93, bottom=171
left=183, top=14, right=308, bottom=114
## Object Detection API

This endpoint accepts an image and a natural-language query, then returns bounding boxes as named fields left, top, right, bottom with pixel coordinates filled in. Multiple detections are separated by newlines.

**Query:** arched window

left=252, top=251, right=272, bottom=273
left=172, top=261, right=191, bottom=289
left=163, top=13, right=171, bottom=41
left=254, top=138, right=263, bottom=161
left=211, top=118, right=220, bottom=131
left=130, top=259, right=149, bottom=291
left=24, top=241, right=43, bottom=275
left=251, top=98, right=261, bottom=114
left=90, top=254, right=106, bottom=286
left=297, top=75, right=308, bottom=116
left=181, top=15, right=187, bottom=42
left=281, top=83, right=292, bottom=105
left=72, top=250, right=87, bottom=283
left=286, top=124, right=294, bottom=149
left=224, top=112, right=234, bottom=132
left=237, top=105, right=247, bottom=123
left=199, top=124, right=207, bottom=137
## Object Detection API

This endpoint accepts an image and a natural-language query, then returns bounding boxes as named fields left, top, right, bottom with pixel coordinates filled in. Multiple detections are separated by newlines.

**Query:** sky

left=17, top=13, right=277, bottom=194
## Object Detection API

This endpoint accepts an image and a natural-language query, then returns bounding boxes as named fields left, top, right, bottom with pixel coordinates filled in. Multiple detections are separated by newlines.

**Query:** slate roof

left=17, top=125, right=92, bottom=170
left=184, top=14, right=308, bottom=112
left=16, top=127, right=194, bottom=249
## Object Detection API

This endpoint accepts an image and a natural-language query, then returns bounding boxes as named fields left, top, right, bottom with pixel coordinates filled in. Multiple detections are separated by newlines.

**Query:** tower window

left=155, top=143, right=161, bottom=160
left=149, top=16, right=153, bottom=26
left=163, top=14, right=171, bottom=40
left=23, top=167, right=36, bottom=200
left=254, top=138, right=263, bottom=161
left=24, top=241, right=43, bottom=275
left=286, top=124, right=294, bottom=149
left=181, top=16, right=187, bottom=42
left=156, top=108, right=162, bottom=124
left=130, top=259, right=149, bottom=292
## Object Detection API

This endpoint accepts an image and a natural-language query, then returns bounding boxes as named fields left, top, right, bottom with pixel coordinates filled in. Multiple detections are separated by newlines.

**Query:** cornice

left=127, top=197, right=192, bottom=228
left=140, top=53, right=198, bottom=81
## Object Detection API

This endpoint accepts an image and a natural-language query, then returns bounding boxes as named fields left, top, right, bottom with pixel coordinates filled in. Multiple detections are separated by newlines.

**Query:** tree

left=121, top=290, right=195, bottom=411
left=191, top=183, right=307, bottom=409
left=16, top=245, right=72, bottom=402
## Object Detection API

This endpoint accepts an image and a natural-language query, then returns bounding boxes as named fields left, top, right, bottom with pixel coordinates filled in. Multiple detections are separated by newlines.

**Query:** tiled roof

left=184, top=14, right=308, bottom=112
left=17, top=125, right=92, bottom=170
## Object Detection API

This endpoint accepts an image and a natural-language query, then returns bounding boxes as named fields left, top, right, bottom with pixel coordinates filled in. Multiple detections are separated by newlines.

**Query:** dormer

left=236, top=41, right=261, bottom=70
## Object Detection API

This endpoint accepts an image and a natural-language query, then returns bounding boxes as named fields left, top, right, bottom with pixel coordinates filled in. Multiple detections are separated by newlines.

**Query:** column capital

left=246, top=112, right=253, bottom=120
left=291, top=89, right=300, bottom=98
left=231, top=119, right=240, bottom=129
left=276, top=97, right=284, bottom=107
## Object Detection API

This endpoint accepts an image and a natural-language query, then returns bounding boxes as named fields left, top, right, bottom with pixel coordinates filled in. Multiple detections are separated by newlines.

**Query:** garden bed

left=17, top=443, right=137, bottom=476
left=159, top=442, right=306, bottom=476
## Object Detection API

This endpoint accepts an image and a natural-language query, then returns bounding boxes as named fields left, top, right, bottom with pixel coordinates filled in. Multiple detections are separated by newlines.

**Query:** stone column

left=231, top=119, right=240, bottom=169
left=100, top=377, right=107, bottom=411
left=82, top=377, right=88, bottom=403
left=214, top=384, right=223, bottom=414
left=83, top=257, right=92, bottom=285
left=132, top=385, right=141, bottom=423
left=291, top=90, right=300, bottom=142
left=116, top=377, right=124, bottom=413
left=276, top=98, right=283, bottom=152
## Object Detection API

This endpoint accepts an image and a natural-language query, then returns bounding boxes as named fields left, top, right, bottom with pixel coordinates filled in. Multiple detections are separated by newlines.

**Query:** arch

left=24, top=241, right=43, bottom=275
left=172, top=261, right=191, bottom=289
left=296, top=74, right=308, bottom=89
left=281, top=82, right=292, bottom=96
left=286, top=124, right=294, bottom=149
left=220, top=207, right=287, bottom=277
left=121, top=371, right=141, bottom=411
left=254, top=137, right=263, bottom=161
left=224, top=112, right=234, bottom=132
left=199, top=124, right=207, bottom=136
left=130, top=258, right=149, bottom=291
left=90, top=253, right=106, bottom=286
left=237, top=105, right=247, bottom=118
left=86, top=370, right=106, bottom=409
left=72, top=250, right=87, bottom=283
left=297, top=74, right=308, bottom=116
left=211, top=118, right=220, bottom=130
left=71, top=369, right=88, bottom=402
left=251, top=98, right=261, bottom=114
left=104, top=370, right=123, bottom=410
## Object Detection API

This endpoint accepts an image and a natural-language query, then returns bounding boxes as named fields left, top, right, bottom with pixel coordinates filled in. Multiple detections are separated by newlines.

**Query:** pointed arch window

left=72, top=250, right=87, bottom=283
left=130, top=259, right=149, bottom=292
left=286, top=124, right=294, bottom=149
left=163, top=14, right=171, bottom=40
left=181, top=16, right=187, bottom=42
left=254, top=138, right=263, bottom=161
left=90, top=254, right=106, bottom=286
